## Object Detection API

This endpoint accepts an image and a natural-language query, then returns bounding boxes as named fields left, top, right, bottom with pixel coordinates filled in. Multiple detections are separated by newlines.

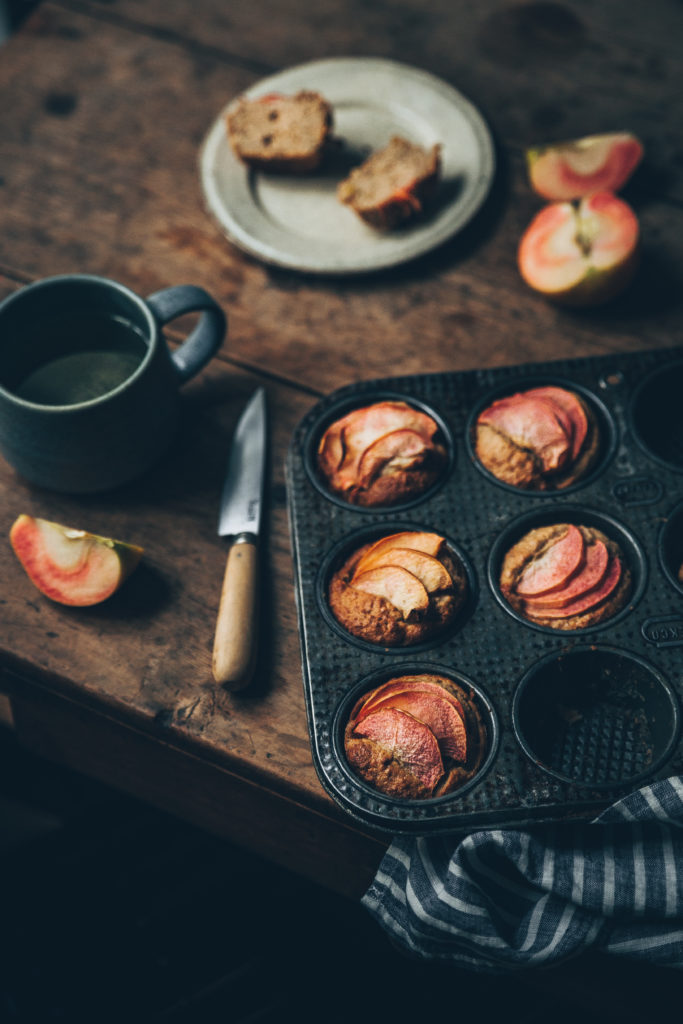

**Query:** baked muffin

left=337, top=136, right=441, bottom=230
left=344, top=674, right=487, bottom=800
left=316, top=399, right=448, bottom=507
left=226, top=90, right=333, bottom=173
left=474, top=385, right=600, bottom=490
left=328, top=530, right=467, bottom=646
left=499, top=522, right=631, bottom=630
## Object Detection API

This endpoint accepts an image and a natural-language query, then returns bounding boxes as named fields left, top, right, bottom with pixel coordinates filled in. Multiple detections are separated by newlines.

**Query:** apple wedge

left=9, top=514, right=143, bottom=607
left=523, top=540, right=609, bottom=609
left=360, top=690, right=466, bottom=762
left=356, top=429, right=429, bottom=487
left=518, top=192, right=639, bottom=306
left=353, top=707, right=444, bottom=790
left=522, top=387, right=588, bottom=460
left=352, top=564, right=429, bottom=617
left=525, top=554, right=622, bottom=619
left=478, top=393, right=572, bottom=472
left=356, top=531, right=446, bottom=574
left=516, top=524, right=585, bottom=597
left=526, top=132, right=643, bottom=201
left=358, top=677, right=465, bottom=724
left=354, top=546, right=452, bottom=593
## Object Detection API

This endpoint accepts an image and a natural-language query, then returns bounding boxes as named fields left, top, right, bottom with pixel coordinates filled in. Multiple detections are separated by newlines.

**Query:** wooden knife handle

left=212, top=535, right=258, bottom=689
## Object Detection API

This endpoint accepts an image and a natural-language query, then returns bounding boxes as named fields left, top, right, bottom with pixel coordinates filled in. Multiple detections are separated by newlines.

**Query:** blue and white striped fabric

left=362, top=775, right=683, bottom=971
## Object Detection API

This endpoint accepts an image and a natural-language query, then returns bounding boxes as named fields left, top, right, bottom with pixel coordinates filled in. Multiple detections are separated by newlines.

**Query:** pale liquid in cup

left=12, top=312, right=148, bottom=406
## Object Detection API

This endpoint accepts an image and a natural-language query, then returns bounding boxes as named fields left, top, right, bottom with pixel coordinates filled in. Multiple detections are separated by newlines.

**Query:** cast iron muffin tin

left=285, top=347, right=683, bottom=836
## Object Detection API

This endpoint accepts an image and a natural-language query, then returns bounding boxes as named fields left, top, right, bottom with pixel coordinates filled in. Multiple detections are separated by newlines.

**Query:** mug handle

left=146, top=285, right=227, bottom=383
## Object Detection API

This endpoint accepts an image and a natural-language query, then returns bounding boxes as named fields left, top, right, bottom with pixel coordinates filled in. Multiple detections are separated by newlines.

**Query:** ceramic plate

left=199, top=57, right=495, bottom=275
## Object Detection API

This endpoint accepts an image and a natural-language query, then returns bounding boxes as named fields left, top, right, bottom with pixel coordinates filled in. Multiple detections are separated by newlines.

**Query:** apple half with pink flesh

left=518, top=191, right=639, bottom=306
left=10, top=514, right=143, bottom=606
left=526, top=132, right=643, bottom=201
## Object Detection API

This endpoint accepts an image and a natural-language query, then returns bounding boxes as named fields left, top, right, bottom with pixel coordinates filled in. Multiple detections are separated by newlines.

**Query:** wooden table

left=1, top=0, right=682, bottom=934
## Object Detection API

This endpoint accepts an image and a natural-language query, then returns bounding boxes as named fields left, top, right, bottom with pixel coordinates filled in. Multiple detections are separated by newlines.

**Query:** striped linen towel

left=362, top=775, right=683, bottom=971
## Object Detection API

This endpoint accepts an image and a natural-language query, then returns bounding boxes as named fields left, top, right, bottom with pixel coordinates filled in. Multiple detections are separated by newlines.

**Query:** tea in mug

left=11, top=311, right=148, bottom=406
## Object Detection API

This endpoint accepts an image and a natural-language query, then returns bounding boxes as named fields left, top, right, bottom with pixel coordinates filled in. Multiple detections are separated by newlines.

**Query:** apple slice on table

left=352, top=564, right=429, bottom=617
left=354, top=547, right=452, bottom=593
left=9, top=514, right=143, bottom=607
left=518, top=192, right=639, bottom=306
left=526, top=132, right=643, bottom=201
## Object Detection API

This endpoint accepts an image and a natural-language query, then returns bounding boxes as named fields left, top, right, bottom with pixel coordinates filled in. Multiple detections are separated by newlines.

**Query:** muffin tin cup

left=332, top=664, right=500, bottom=810
left=512, top=646, right=681, bottom=790
left=286, top=348, right=683, bottom=835
left=487, top=504, right=648, bottom=636
left=465, top=374, right=618, bottom=497
left=659, top=498, right=683, bottom=597
left=303, top=388, right=455, bottom=512
left=316, top=522, right=478, bottom=655
left=629, top=359, right=683, bottom=473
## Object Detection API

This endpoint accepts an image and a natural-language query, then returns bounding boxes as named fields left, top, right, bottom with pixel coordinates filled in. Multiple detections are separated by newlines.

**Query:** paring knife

left=212, top=387, right=267, bottom=689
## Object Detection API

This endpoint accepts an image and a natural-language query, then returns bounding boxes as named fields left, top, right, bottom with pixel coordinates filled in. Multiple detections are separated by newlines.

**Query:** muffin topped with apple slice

left=316, top=399, right=448, bottom=507
left=344, top=673, right=487, bottom=800
left=474, top=383, right=601, bottom=490
left=499, top=522, right=632, bottom=630
left=328, top=529, right=467, bottom=646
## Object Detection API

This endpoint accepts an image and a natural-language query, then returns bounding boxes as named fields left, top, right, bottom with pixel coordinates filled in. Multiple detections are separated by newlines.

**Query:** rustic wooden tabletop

left=0, top=0, right=682, bottom=938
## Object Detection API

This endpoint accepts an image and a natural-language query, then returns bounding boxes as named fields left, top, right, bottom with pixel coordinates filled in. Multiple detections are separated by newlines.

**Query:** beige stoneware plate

left=199, top=57, right=495, bottom=274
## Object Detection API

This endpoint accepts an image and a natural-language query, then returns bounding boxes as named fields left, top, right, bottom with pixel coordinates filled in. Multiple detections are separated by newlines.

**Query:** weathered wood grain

left=0, top=6, right=681, bottom=402
left=51, top=0, right=683, bottom=202
left=1, top=0, right=682, bottom=910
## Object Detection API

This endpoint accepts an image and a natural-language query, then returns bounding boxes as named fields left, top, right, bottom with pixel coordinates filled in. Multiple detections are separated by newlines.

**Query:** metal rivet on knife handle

left=213, top=533, right=258, bottom=688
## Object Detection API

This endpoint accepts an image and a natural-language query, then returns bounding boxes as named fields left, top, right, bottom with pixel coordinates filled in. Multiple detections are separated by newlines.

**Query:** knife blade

left=212, top=387, right=267, bottom=689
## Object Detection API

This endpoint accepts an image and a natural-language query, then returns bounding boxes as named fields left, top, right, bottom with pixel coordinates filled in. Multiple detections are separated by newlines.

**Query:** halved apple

left=354, top=547, right=452, bottom=593
left=518, top=192, right=639, bottom=306
left=526, top=132, right=643, bottom=201
left=10, top=514, right=143, bottom=607
left=352, top=564, right=429, bottom=617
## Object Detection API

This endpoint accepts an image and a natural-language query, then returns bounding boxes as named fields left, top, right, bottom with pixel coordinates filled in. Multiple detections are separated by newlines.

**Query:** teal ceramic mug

left=0, top=274, right=226, bottom=493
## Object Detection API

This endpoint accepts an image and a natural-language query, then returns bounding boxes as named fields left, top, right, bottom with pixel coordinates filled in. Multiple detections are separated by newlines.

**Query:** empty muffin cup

left=513, top=647, right=680, bottom=789
left=303, top=390, right=454, bottom=511
left=317, top=523, right=477, bottom=653
left=630, top=360, right=683, bottom=471
left=334, top=664, right=499, bottom=803
left=658, top=498, right=683, bottom=596
left=488, top=504, right=646, bottom=634
left=466, top=376, right=615, bottom=495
